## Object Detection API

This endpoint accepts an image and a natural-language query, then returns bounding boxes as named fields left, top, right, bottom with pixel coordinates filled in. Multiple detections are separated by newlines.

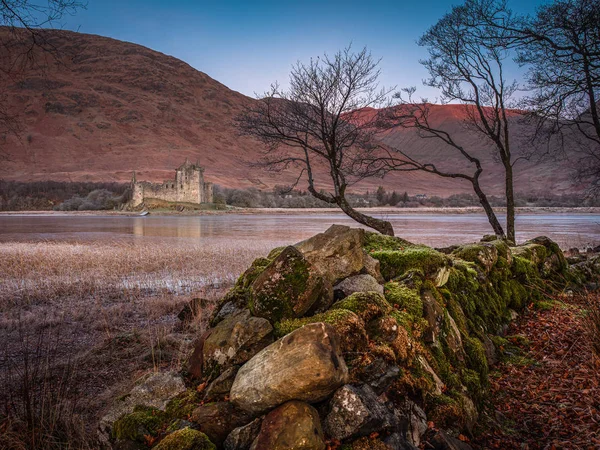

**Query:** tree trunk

left=338, top=197, right=395, bottom=236
left=472, top=178, right=506, bottom=239
left=504, top=162, right=515, bottom=243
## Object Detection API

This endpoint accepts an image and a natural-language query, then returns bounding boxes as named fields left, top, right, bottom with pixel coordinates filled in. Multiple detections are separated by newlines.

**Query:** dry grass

left=0, top=238, right=281, bottom=445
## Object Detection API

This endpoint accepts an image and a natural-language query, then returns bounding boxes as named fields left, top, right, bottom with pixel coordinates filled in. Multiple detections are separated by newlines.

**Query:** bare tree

left=236, top=46, right=396, bottom=235
left=514, top=0, right=600, bottom=192
left=377, top=0, right=523, bottom=241
left=0, top=0, right=86, bottom=146
left=367, top=99, right=507, bottom=237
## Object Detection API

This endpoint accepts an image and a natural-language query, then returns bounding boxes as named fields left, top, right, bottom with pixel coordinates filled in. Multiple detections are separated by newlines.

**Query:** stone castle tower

left=129, top=160, right=213, bottom=208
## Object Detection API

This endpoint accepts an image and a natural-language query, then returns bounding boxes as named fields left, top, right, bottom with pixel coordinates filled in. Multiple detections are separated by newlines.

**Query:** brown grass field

left=0, top=240, right=279, bottom=447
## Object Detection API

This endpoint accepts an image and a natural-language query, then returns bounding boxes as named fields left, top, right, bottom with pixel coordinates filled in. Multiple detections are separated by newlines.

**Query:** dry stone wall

left=101, top=225, right=581, bottom=450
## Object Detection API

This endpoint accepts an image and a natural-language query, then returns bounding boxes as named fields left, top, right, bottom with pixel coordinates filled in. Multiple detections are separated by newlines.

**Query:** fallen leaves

left=474, top=295, right=600, bottom=449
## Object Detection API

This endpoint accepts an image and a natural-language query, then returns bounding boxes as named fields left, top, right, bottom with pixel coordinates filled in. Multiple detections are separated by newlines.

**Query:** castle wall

left=129, top=161, right=213, bottom=208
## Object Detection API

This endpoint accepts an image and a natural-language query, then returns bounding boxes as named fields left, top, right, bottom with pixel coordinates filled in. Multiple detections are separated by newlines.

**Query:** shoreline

left=1, top=206, right=599, bottom=216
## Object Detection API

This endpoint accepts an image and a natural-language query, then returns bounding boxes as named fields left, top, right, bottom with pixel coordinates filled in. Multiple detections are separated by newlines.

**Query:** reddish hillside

left=0, top=28, right=581, bottom=196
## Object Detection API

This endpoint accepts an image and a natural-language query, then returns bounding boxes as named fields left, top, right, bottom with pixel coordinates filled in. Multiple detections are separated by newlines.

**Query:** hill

left=0, top=28, right=581, bottom=197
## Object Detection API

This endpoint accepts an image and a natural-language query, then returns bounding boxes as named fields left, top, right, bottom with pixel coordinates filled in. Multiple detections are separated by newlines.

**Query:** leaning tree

left=236, top=46, right=396, bottom=235
left=374, top=0, right=524, bottom=241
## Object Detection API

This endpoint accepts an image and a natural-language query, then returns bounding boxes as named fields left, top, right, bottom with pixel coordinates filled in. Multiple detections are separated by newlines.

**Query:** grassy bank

left=0, top=240, right=279, bottom=447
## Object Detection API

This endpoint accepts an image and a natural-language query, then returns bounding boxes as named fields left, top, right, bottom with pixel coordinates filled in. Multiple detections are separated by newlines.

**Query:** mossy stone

left=384, top=281, right=423, bottom=319
left=154, top=428, right=216, bottom=450
left=274, top=309, right=368, bottom=354
left=250, top=246, right=327, bottom=322
left=112, top=405, right=168, bottom=442
left=369, top=246, right=447, bottom=281
left=331, top=291, right=392, bottom=322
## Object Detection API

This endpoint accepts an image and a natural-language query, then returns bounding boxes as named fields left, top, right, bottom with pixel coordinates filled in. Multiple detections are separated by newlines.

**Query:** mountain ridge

left=0, top=27, right=580, bottom=196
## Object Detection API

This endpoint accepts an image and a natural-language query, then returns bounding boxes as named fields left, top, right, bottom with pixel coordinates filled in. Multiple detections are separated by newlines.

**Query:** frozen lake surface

left=0, top=212, right=598, bottom=249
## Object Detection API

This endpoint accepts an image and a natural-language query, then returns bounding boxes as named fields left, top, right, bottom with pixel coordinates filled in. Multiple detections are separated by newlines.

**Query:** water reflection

left=0, top=212, right=598, bottom=249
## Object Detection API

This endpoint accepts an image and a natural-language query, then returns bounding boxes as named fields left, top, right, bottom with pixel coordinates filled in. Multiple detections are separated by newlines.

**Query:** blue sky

left=56, top=0, right=543, bottom=99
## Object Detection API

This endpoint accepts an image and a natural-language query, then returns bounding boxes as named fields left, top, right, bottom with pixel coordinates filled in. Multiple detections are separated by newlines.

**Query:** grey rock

left=250, top=246, right=330, bottom=322
left=230, top=323, right=348, bottom=414
left=324, top=384, right=399, bottom=441
left=295, top=225, right=381, bottom=284
left=224, top=418, right=262, bottom=450
left=422, top=290, right=444, bottom=344
left=202, top=310, right=273, bottom=378
left=98, top=371, right=186, bottom=447
left=191, top=402, right=253, bottom=448
left=422, top=429, right=473, bottom=450
left=205, top=365, right=239, bottom=400
left=333, top=274, right=384, bottom=300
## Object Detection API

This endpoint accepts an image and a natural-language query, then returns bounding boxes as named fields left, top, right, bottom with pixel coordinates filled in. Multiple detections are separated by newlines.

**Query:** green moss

left=112, top=405, right=168, bottom=442
left=504, top=354, right=537, bottom=367
left=452, top=244, right=497, bottom=271
left=368, top=246, right=447, bottom=281
left=267, top=246, right=285, bottom=260
left=534, top=300, right=555, bottom=311
left=489, top=239, right=511, bottom=261
left=154, top=428, right=216, bottom=450
left=460, top=368, right=485, bottom=402
left=363, top=231, right=414, bottom=252
left=274, top=308, right=358, bottom=338
left=384, top=282, right=423, bottom=318
left=507, top=278, right=528, bottom=309
left=236, top=257, right=271, bottom=288
left=165, top=390, right=202, bottom=420
left=464, top=337, right=488, bottom=380
left=249, top=246, right=315, bottom=322
left=446, top=267, right=467, bottom=292
left=331, top=291, right=392, bottom=322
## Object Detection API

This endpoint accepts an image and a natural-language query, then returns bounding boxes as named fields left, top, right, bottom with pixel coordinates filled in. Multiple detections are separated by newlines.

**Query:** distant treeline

left=0, top=180, right=131, bottom=211
left=215, top=185, right=600, bottom=209
left=0, top=181, right=597, bottom=211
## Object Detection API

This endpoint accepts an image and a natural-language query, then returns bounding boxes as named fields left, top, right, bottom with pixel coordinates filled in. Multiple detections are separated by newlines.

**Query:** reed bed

left=0, top=238, right=284, bottom=444
left=0, top=239, right=280, bottom=306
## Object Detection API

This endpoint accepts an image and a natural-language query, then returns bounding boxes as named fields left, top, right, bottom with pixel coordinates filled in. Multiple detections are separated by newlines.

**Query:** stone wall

left=100, top=226, right=580, bottom=450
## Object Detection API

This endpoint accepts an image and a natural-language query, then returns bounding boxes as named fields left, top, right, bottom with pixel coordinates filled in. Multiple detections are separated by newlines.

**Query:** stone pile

left=100, top=225, right=572, bottom=450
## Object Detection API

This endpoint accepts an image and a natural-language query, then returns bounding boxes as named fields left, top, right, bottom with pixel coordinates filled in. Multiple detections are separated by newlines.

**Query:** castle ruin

left=129, top=160, right=213, bottom=208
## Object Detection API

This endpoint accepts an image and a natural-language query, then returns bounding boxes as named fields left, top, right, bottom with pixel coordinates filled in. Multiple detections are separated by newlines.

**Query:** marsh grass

left=0, top=238, right=279, bottom=445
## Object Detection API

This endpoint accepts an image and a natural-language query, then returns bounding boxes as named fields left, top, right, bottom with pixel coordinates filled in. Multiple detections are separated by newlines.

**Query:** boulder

left=422, top=290, right=444, bottom=345
left=202, top=310, right=273, bottom=378
left=324, top=384, right=401, bottom=441
left=403, top=401, right=428, bottom=448
left=154, top=427, right=216, bottom=450
left=211, top=287, right=252, bottom=327
left=224, top=418, right=262, bottom=450
left=191, top=402, right=253, bottom=448
left=331, top=291, right=392, bottom=323
left=99, top=371, right=186, bottom=446
left=452, top=244, right=498, bottom=273
left=274, top=309, right=369, bottom=355
left=355, top=358, right=400, bottom=395
left=416, top=356, right=444, bottom=395
left=295, top=225, right=382, bottom=284
left=187, top=330, right=213, bottom=379
left=250, top=246, right=330, bottom=322
left=333, top=274, right=384, bottom=300
left=230, top=323, right=348, bottom=414
left=205, top=366, right=239, bottom=400
left=251, top=401, right=325, bottom=450
left=422, top=429, right=473, bottom=450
